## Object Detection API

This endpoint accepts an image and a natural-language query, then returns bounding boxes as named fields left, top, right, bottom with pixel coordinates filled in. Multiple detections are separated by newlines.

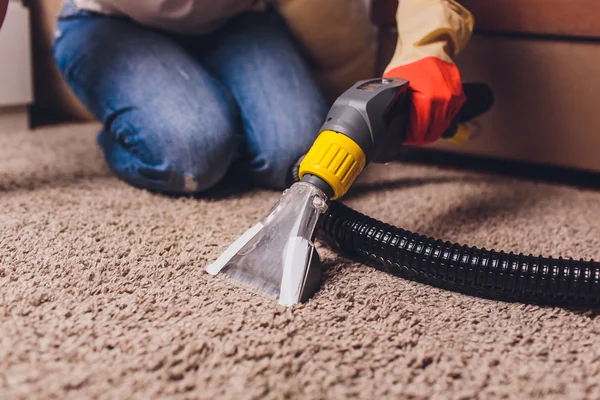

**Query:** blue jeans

left=52, top=5, right=328, bottom=193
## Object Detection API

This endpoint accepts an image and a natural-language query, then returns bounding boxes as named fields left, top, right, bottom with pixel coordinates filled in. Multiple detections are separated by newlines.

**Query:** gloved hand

left=383, top=56, right=466, bottom=146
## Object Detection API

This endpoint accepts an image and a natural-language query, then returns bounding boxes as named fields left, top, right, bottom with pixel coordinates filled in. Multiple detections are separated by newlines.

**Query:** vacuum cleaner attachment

left=206, top=78, right=600, bottom=309
left=206, top=181, right=328, bottom=306
left=205, top=79, right=496, bottom=306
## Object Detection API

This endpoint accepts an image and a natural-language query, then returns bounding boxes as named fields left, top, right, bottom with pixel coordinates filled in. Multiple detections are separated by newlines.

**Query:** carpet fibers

left=1, top=123, right=600, bottom=399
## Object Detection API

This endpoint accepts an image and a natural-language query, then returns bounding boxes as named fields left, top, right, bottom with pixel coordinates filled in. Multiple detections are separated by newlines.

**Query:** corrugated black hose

left=317, top=201, right=600, bottom=307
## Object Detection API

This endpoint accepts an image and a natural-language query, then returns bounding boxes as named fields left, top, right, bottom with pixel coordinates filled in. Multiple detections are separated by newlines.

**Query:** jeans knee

left=101, top=107, right=241, bottom=194
left=251, top=143, right=311, bottom=190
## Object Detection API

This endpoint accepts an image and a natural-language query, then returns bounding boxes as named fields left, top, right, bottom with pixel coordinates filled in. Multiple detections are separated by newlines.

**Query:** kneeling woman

left=53, top=0, right=472, bottom=194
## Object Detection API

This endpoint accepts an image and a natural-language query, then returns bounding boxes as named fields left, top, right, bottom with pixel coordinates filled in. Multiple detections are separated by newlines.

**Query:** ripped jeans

left=52, top=3, right=328, bottom=193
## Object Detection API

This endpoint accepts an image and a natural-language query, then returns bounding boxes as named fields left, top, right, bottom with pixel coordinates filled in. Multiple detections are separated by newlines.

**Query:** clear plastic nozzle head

left=206, top=182, right=329, bottom=306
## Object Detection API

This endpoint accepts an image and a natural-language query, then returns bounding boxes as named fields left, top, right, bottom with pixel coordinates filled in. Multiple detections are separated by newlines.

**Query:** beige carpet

left=1, top=123, right=600, bottom=400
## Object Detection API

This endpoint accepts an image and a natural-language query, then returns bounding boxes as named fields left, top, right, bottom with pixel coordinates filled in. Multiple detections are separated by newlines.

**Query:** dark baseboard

left=398, top=148, right=600, bottom=190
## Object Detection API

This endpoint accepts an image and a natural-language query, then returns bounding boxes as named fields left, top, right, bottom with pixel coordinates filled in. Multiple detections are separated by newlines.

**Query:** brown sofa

left=373, top=0, right=600, bottom=173
left=25, top=0, right=93, bottom=123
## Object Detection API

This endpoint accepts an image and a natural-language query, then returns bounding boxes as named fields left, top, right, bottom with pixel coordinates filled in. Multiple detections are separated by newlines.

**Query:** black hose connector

left=319, top=201, right=600, bottom=307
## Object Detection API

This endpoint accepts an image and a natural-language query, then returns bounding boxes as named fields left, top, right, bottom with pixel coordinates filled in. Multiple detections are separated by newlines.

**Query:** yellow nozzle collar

left=299, top=130, right=366, bottom=200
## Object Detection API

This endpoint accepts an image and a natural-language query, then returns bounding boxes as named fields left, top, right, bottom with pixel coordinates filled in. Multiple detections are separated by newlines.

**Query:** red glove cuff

left=384, top=57, right=466, bottom=146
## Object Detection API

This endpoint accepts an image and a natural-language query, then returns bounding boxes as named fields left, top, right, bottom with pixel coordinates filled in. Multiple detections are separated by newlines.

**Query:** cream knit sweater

left=73, top=0, right=267, bottom=34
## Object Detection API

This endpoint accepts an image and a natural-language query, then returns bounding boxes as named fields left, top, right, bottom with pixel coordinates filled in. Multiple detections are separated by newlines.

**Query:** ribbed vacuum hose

left=319, top=201, right=600, bottom=307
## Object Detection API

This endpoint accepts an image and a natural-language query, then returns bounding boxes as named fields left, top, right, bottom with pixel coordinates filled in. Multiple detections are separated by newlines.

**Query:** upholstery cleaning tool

left=207, top=79, right=600, bottom=307
left=206, top=181, right=326, bottom=306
